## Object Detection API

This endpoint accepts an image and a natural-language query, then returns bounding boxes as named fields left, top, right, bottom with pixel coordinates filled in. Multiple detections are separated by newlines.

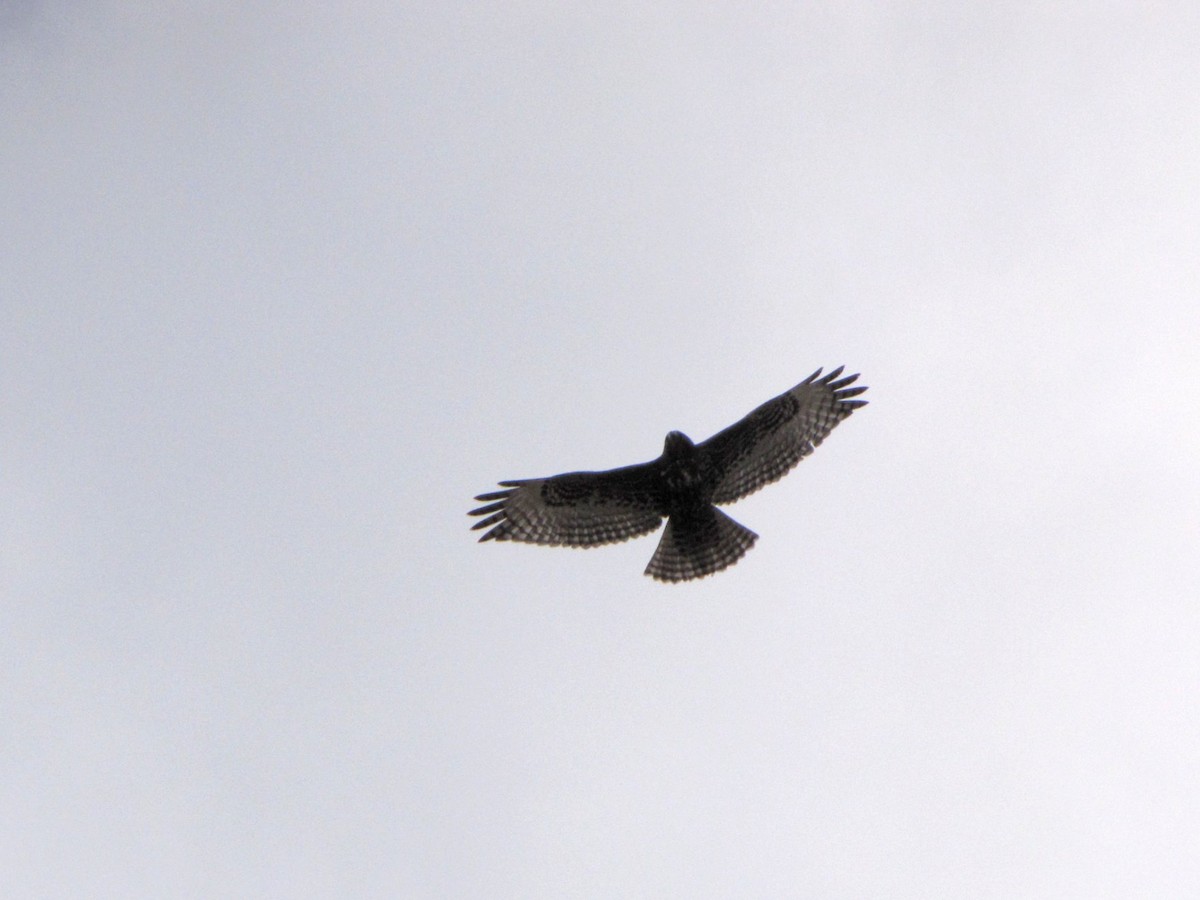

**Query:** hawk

left=469, top=366, right=867, bottom=582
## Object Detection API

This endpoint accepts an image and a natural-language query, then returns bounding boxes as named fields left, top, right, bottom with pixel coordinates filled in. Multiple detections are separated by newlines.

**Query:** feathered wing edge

left=469, top=480, right=536, bottom=540
left=702, top=365, right=868, bottom=505
left=468, top=471, right=664, bottom=547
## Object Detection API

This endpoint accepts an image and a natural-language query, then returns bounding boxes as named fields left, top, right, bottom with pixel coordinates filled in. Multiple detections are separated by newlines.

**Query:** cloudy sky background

left=4, top=2, right=1199, bottom=896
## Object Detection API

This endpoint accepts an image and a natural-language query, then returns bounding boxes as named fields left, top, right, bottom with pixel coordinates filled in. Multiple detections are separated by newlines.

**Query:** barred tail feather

left=644, top=506, right=758, bottom=583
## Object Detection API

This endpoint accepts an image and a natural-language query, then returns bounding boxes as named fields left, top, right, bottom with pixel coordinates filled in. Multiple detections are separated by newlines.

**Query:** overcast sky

left=3, top=3, right=1199, bottom=897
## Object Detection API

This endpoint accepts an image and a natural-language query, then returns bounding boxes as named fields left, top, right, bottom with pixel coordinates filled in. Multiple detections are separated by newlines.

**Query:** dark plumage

left=469, top=366, right=867, bottom=582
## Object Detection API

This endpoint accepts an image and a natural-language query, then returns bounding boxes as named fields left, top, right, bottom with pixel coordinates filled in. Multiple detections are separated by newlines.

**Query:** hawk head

left=662, top=430, right=695, bottom=459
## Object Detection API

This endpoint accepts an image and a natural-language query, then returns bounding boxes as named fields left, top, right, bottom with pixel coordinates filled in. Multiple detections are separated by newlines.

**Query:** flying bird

left=469, top=366, right=867, bottom=582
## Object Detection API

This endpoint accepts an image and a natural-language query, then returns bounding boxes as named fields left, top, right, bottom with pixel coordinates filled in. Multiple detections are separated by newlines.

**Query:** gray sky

left=4, top=3, right=1199, bottom=897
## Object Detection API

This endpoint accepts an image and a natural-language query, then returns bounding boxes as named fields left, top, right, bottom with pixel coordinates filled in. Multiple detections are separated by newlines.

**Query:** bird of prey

left=469, top=366, right=867, bottom=582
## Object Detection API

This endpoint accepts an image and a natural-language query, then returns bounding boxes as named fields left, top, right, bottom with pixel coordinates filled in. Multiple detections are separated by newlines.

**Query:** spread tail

left=644, top=506, right=758, bottom=583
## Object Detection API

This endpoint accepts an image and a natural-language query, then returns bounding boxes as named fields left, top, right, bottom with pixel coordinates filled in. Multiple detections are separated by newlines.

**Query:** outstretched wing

left=698, top=366, right=867, bottom=505
left=469, top=462, right=665, bottom=547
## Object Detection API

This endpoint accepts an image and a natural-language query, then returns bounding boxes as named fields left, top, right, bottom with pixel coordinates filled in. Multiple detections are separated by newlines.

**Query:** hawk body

left=470, top=366, right=867, bottom=582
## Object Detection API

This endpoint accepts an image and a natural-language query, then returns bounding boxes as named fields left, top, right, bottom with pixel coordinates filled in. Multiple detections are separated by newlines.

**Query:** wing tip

left=804, top=365, right=865, bottom=389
